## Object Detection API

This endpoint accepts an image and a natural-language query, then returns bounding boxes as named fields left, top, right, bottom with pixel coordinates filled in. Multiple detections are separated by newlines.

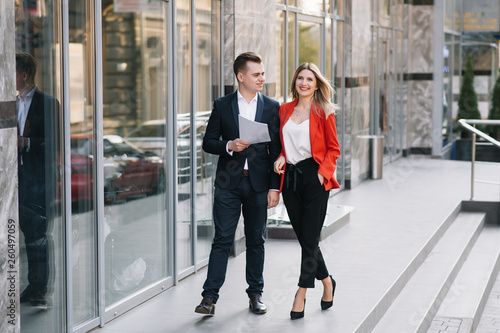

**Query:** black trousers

left=202, top=176, right=268, bottom=302
left=282, top=158, right=330, bottom=288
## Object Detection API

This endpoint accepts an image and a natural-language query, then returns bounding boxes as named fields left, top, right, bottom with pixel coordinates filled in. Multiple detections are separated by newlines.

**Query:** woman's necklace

left=292, top=104, right=311, bottom=123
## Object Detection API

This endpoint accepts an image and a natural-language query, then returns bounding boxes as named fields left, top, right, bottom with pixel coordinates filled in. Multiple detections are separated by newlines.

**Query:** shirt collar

left=18, top=86, right=37, bottom=101
left=237, top=90, right=259, bottom=104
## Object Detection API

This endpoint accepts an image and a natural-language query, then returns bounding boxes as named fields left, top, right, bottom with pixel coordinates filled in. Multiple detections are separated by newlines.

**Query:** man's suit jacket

left=18, top=90, right=59, bottom=210
left=202, top=91, right=281, bottom=192
left=277, top=99, right=341, bottom=191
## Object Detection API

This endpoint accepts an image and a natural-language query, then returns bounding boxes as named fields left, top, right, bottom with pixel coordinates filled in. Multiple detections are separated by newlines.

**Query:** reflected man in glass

left=16, top=52, right=57, bottom=307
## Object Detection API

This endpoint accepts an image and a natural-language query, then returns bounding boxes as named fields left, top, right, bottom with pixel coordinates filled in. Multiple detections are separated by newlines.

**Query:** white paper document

left=238, top=115, right=271, bottom=144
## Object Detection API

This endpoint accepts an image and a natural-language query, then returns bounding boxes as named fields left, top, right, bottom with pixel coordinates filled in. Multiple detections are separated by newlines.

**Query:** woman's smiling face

left=295, top=69, right=317, bottom=99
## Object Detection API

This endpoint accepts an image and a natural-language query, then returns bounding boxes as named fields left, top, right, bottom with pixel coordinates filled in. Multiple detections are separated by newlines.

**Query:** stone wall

left=0, top=0, right=20, bottom=332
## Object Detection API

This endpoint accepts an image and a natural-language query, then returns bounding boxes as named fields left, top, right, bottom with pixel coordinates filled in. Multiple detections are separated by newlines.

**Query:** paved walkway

left=90, top=157, right=500, bottom=333
left=476, top=269, right=500, bottom=333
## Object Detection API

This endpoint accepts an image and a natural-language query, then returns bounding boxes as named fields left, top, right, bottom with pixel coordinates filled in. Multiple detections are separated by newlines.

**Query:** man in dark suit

left=16, top=52, right=58, bottom=307
left=195, top=52, right=281, bottom=315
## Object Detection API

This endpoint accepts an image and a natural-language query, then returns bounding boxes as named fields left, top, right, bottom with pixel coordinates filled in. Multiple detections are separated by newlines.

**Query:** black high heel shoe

left=321, top=275, right=336, bottom=310
left=290, top=298, right=306, bottom=320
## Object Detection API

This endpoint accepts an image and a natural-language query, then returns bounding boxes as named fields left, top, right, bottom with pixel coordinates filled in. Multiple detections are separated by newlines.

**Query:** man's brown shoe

left=195, top=297, right=215, bottom=315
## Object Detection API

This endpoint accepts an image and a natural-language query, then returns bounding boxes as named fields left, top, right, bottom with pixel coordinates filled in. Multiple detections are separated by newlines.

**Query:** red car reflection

left=69, top=135, right=165, bottom=206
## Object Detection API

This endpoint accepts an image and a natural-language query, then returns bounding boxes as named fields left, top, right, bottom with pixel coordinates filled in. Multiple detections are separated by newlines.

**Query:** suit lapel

left=24, top=90, right=40, bottom=136
left=255, top=93, right=264, bottom=122
left=231, top=91, right=239, bottom=130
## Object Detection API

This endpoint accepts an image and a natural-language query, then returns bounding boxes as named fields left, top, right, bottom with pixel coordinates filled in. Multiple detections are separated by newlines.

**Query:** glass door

left=100, top=0, right=171, bottom=321
left=376, top=28, right=395, bottom=161
left=68, top=0, right=98, bottom=330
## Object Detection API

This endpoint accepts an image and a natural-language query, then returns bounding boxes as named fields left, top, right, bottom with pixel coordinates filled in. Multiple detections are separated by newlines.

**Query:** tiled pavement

left=90, top=157, right=500, bottom=333
left=476, top=270, right=500, bottom=333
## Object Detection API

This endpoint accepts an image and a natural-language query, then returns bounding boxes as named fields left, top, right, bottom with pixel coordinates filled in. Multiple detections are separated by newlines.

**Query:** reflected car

left=69, top=134, right=165, bottom=206
left=126, top=111, right=213, bottom=183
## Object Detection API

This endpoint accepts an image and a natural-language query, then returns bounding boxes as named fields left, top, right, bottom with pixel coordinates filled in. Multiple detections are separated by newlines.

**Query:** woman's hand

left=274, top=156, right=286, bottom=174
left=318, top=173, right=324, bottom=185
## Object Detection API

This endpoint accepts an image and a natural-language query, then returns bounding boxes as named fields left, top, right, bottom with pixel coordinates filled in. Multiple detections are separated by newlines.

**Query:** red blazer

left=277, top=99, right=341, bottom=191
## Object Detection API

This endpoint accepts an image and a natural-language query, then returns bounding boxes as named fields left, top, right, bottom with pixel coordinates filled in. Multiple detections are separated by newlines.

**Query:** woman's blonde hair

left=290, top=62, right=340, bottom=118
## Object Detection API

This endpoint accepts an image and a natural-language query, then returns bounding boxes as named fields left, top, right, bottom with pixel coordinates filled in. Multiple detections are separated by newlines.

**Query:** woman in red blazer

left=274, top=63, right=341, bottom=319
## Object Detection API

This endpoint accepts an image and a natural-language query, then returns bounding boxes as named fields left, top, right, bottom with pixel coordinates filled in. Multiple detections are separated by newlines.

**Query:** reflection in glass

left=442, top=34, right=453, bottom=146
left=276, top=11, right=285, bottom=102
left=298, top=20, right=321, bottom=68
left=326, top=19, right=332, bottom=81
left=298, top=0, right=323, bottom=12
left=334, top=20, right=344, bottom=185
left=195, top=0, right=219, bottom=263
left=15, top=1, right=65, bottom=332
left=176, top=0, right=193, bottom=272
left=288, top=13, right=296, bottom=99
left=67, top=0, right=98, bottom=327
left=377, top=30, right=391, bottom=155
left=102, top=0, right=168, bottom=306
left=395, top=31, right=404, bottom=155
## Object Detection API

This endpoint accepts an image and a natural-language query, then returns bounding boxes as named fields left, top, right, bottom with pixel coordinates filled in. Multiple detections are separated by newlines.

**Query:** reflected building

left=0, top=0, right=499, bottom=332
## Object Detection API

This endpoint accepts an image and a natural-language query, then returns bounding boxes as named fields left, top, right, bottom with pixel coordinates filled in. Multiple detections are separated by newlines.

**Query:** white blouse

left=283, top=118, right=312, bottom=165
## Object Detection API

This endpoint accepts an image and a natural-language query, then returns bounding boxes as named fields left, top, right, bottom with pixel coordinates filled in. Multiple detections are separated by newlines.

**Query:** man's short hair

left=233, top=52, right=263, bottom=77
left=16, top=52, right=37, bottom=84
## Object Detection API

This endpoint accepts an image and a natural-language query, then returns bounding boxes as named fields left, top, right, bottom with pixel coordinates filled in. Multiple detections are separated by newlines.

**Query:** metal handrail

left=458, top=119, right=500, bottom=200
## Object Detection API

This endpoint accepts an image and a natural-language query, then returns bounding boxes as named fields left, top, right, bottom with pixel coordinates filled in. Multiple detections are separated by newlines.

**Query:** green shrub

left=457, top=56, right=481, bottom=123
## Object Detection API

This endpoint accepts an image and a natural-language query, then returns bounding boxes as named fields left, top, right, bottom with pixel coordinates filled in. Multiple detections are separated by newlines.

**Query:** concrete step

left=427, top=225, right=500, bottom=333
left=369, top=212, right=486, bottom=333
left=266, top=204, right=353, bottom=240
left=352, top=203, right=462, bottom=333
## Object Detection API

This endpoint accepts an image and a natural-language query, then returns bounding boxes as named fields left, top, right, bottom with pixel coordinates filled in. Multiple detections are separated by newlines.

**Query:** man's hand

left=228, top=139, right=250, bottom=152
left=267, top=190, right=279, bottom=209
left=18, top=135, right=27, bottom=148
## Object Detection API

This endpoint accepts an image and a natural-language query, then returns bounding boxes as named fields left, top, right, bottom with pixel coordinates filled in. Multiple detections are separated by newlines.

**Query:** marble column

left=0, top=1, right=20, bottom=333
left=405, top=4, right=435, bottom=152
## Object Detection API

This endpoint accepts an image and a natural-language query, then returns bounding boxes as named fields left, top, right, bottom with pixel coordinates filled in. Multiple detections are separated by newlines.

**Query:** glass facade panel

left=334, top=0, right=344, bottom=16
left=276, top=10, right=285, bottom=102
left=298, top=20, right=321, bottom=68
left=395, top=30, right=404, bottom=155
left=15, top=1, right=65, bottom=332
left=195, top=0, right=218, bottom=264
left=176, top=0, right=193, bottom=272
left=334, top=20, right=344, bottom=185
left=444, top=0, right=455, bottom=31
left=443, top=33, right=453, bottom=146
left=325, top=19, right=332, bottom=81
left=298, top=0, right=324, bottom=12
left=101, top=0, right=169, bottom=306
left=288, top=12, right=296, bottom=99
left=68, top=0, right=97, bottom=326
left=377, top=29, right=392, bottom=155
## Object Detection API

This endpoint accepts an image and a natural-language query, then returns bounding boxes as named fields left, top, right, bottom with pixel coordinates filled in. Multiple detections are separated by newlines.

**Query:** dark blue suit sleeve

left=202, top=99, right=230, bottom=156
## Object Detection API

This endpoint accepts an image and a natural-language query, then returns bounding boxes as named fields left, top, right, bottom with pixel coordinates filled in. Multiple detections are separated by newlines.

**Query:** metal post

left=471, top=128, right=476, bottom=200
